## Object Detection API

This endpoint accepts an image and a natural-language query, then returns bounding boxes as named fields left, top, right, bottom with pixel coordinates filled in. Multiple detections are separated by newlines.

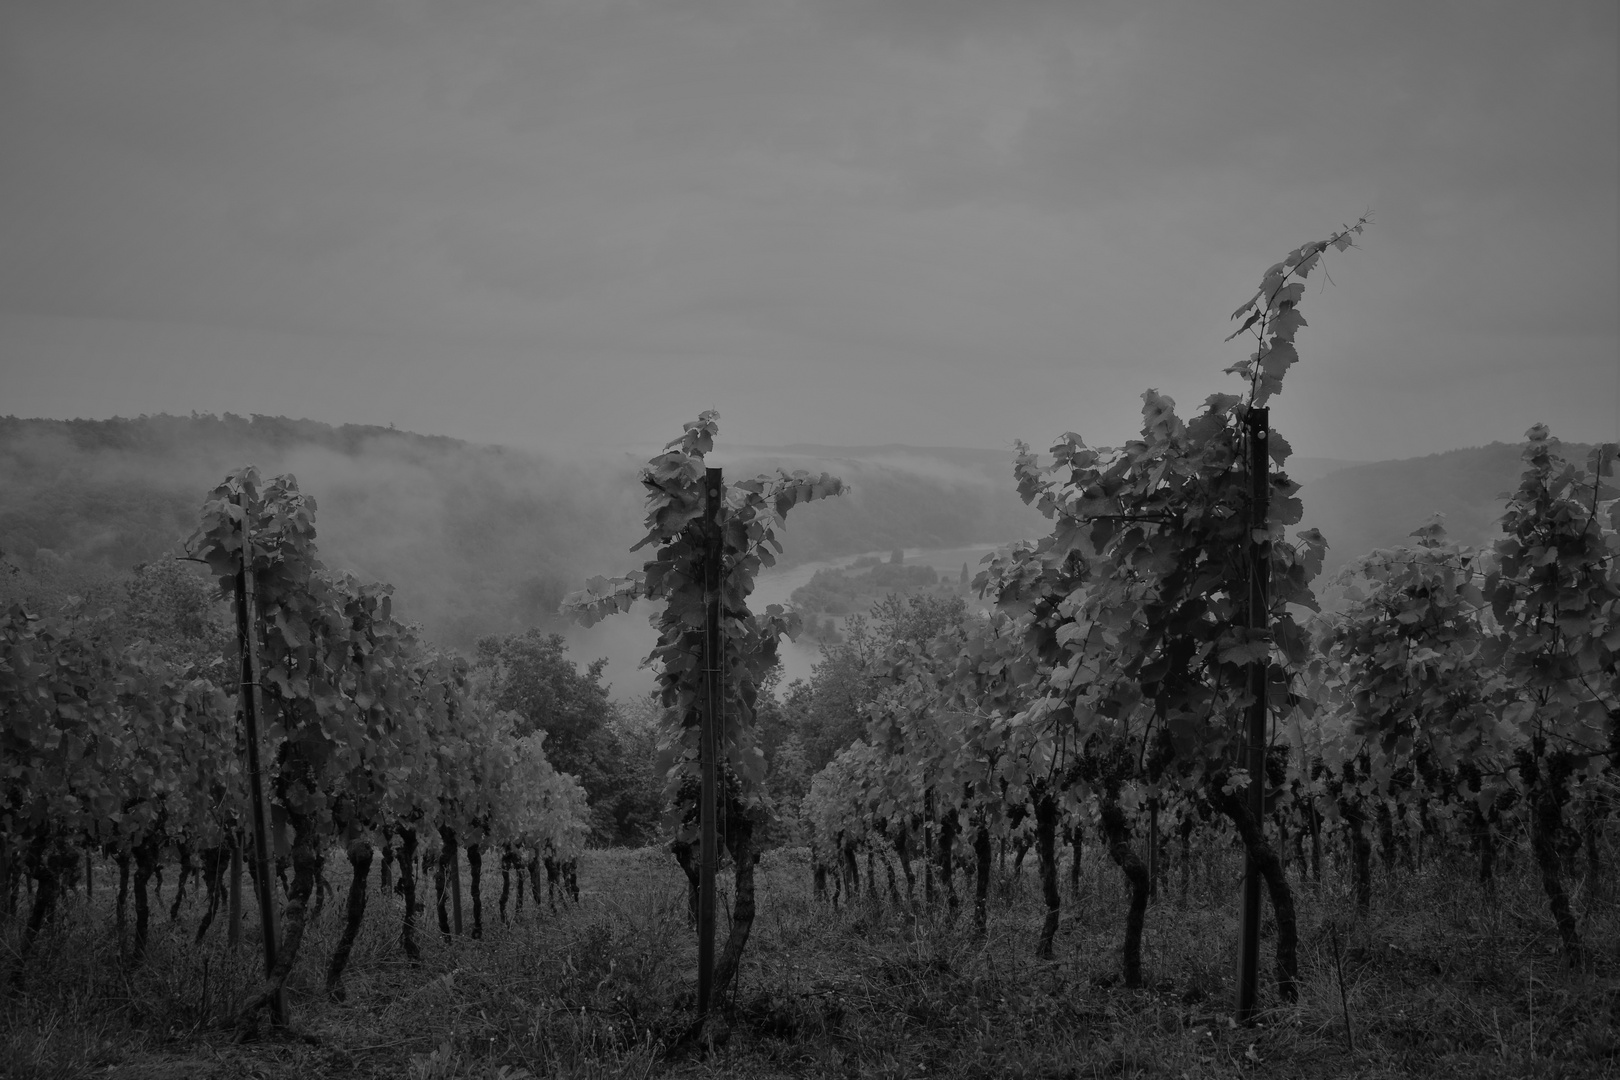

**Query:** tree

left=608, top=692, right=673, bottom=846
left=474, top=630, right=654, bottom=845
left=119, top=559, right=231, bottom=665
left=785, top=595, right=971, bottom=783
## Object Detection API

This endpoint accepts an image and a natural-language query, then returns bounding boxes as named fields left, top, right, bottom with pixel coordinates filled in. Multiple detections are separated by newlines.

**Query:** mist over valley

left=0, top=411, right=1591, bottom=698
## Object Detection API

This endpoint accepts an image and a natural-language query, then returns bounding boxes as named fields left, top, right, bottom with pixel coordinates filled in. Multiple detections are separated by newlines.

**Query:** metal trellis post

left=1236, top=406, right=1270, bottom=1023
left=697, top=467, right=724, bottom=1017
left=234, top=498, right=286, bottom=1026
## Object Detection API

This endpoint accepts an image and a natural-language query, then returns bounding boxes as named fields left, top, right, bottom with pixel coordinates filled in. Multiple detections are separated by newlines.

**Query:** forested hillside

left=1, top=413, right=1599, bottom=651
left=0, top=414, right=1042, bottom=650
left=1297, top=440, right=1597, bottom=580
left=0, top=414, right=643, bottom=648
left=733, top=442, right=1044, bottom=556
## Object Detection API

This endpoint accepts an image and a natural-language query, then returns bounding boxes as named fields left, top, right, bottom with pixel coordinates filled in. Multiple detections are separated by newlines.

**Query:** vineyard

left=2, top=469, right=591, bottom=1030
left=3, top=219, right=1618, bottom=1079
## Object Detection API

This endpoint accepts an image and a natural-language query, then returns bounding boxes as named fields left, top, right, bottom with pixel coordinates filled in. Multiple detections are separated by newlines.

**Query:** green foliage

left=0, top=555, right=239, bottom=877
left=0, top=602, right=237, bottom=854
left=184, top=466, right=591, bottom=853
left=118, top=559, right=232, bottom=666
left=1321, top=521, right=1494, bottom=775
left=790, top=560, right=959, bottom=619
left=474, top=630, right=660, bottom=845
left=966, top=220, right=1370, bottom=813
left=1316, top=427, right=1617, bottom=957
left=782, top=593, right=976, bottom=809
left=189, top=467, right=423, bottom=836
left=0, top=415, right=1049, bottom=663
left=0, top=413, right=624, bottom=653
left=0, top=460, right=592, bottom=925
left=1303, top=440, right=1597, bottom=582
left=990, top=388, right=1319, bottom=796
left=796, top=219, right=1370, bottom=990
left=1225, top=218, right=1365, bottom=407
left=1324, top=428, right=1619, bottom=790
left=475, top=632, right=612, bottom=775
left=564, top=411, right=843, bottom=831
left=1484, top=429, right=1619, bottom=749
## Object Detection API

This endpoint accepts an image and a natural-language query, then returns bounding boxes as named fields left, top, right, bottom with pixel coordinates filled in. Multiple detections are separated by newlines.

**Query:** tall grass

left=2, top=835, right=1614, bottom=1078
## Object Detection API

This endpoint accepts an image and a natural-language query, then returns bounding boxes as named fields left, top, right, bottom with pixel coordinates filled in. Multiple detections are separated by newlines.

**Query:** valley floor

left=2, top=842, right=1617, bottom=1079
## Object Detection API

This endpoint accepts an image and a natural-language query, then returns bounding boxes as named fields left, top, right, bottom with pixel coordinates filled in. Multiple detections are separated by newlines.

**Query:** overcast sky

left=2, top=0, right=1615, bottom=463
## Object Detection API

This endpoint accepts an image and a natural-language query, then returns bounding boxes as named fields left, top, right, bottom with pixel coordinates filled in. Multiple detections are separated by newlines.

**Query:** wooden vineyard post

left=696, top=467, right=723, bottom=1019
left=228, top=838, right=243, bottom=947
left=923, top=789, right=934, bottom=905
left=451, top=843, right=464, bottom=936
left=1235, top=406, right=1270, bottom=1023
left=235, top=506, right=286, bottom=1026
left=1147, top=800, right=1160, bottom=903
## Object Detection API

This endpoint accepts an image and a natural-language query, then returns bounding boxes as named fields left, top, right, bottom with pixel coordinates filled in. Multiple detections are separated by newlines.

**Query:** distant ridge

left=747, top=443, right=1017, bottom=471
left=0, top=412, right=468, bottom=457
left=0, top=415, right=1045, bottom=649
left=0, top=412, right=640, bottom=648
left=760, top=438, right=1609, bottom=582
left=1286, top=457, right=1363, bottom=486
left=1299, top=439, right=1599, bottom=577
left=1, top=413, right=1603, bottom=650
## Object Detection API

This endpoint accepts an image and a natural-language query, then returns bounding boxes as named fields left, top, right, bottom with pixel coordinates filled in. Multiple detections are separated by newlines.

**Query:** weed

left=1, top=839, right=1615, bottom=1078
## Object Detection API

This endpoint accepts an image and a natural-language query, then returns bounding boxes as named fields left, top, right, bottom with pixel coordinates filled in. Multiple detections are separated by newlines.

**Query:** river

left=569, top=542, right=1010, bottom=700
left=749, top=542, right=1006, bottom=686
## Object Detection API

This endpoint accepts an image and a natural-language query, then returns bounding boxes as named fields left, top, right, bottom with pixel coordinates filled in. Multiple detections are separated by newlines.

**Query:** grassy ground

left=2, top=839, right=1617, bottom=1079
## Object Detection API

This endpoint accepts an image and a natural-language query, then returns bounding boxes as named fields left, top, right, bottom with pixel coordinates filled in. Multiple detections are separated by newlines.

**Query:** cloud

left=1, top=0, right=1614, bottom=462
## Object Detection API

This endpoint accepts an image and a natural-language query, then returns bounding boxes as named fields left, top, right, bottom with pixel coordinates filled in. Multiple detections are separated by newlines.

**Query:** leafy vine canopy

left=974, top=220, right=1369, bottom=802
left=564, top=411, right=842, bottom=816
